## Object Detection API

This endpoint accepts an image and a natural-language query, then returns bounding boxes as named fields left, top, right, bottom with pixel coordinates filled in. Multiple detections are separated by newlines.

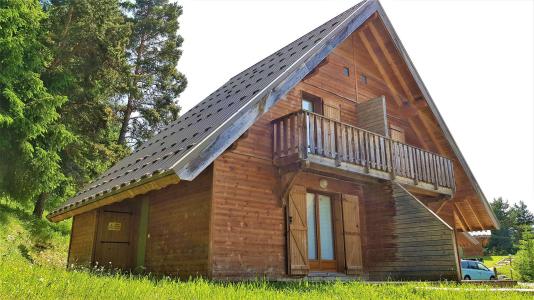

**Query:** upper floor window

left=302, top=92, right=322, bottom=114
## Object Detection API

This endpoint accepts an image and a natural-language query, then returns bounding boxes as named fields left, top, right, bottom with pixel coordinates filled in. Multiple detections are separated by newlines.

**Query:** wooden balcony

left=272, top=111, right=455, bottom=196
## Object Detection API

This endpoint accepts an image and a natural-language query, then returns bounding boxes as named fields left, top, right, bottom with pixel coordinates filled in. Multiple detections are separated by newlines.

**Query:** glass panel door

left=318, top=195, right=334, bottom=260
left=306, top=192, right=336, bottom=271
left=306, top=193, right=317, bottom=260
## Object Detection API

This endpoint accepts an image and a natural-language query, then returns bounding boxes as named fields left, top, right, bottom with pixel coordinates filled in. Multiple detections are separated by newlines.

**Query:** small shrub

left=514, top=225, right=534, bottom=282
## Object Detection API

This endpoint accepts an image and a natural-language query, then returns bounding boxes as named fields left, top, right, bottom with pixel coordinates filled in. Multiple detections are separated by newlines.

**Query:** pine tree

left=117, top=0, right=187, bottom=147
left=41, top=0, right=131, bottom=213
left=514, top=226, right=534, bottom=282
left=0, top=0, right=72, bottom=214
left=487, top=198, right=514, bottom=254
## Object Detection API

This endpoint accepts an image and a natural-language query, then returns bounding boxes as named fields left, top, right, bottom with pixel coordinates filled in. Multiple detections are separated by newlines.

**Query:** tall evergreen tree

left=40, top=0, right=131, bottom=215
left=0, top=0, right=72, bottom=214
left=487, top=198, right=534, bottom=255
left=117, top=0, right=187, bottom=147
left=511, top=201, right=534, bottom=226
left=487, top=197, right=514, bottom=254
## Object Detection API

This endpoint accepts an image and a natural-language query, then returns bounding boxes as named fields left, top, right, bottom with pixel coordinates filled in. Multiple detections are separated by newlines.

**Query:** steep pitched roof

left=48, top=0, right=498, bottom=230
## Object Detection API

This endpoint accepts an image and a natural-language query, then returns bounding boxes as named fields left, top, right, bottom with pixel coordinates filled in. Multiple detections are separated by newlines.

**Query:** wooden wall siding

left=211, top=152, right=286, bottom=279
left=144, top=167, right=212, bottom=278
left=68, top=210, right=97, bottom=267
left=355, top=96, right=388, bottom=136
left=364, top=183, right=458, bottom=281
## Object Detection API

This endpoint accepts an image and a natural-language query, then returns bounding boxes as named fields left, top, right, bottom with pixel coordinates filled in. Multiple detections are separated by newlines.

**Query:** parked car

left=461, top=259, right=496, bottom=280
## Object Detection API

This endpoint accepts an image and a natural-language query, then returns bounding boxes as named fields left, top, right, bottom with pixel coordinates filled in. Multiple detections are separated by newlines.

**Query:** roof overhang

left=47, top=172, right=179, bottom=222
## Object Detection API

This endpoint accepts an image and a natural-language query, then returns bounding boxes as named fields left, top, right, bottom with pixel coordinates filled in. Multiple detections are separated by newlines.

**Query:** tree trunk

left=118, top=101, right=133, bottom=145
left=118, top=34, right=146, bottom=145
left=32, top=192, right=48, bottom=218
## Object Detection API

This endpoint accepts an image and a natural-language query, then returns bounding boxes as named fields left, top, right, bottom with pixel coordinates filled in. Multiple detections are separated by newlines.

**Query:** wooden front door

left=94, top=201, right=136, bottom=270
left=306, top=192, right=337, bottom=271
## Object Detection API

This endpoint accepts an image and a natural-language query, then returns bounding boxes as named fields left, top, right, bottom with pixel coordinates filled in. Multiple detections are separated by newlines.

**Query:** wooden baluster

left=332, top=121, right=336, bottom=160
left=437, top=156, right=444, bottom=187
left=343, top=124, right=348, bottom=162
left=363, top=131, right=370, bottom=172
left=409, top=147, right=415, bottom=179
left=435, top=155, right=440, bottom=187
left=349, top=126, right=354, bottom=163
left=273, top=121, right=278, bottom=160
left=323, top=117, right=329, bottom=158
left=428, top=152, right=435, bottom=186
left=298, top=113, right=305, bottom=159
left=356, top=129, right=362, bottom=165
left=412, top=148, right=419, bottom=184
left=316, top=116, right=323, bottom=156
left=309, top=113, right=315, bottom=154
left=389, top=139, right=395, bottom=178
left=278, top=120, right=284, bottom=157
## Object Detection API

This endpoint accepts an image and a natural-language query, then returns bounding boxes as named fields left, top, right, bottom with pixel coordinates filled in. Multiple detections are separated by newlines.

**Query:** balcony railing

left=272, top=110, right=455, bottom=193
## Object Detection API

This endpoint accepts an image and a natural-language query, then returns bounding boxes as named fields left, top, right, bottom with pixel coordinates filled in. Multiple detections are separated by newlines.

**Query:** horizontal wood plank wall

left=211, top=153, right=285, bottom=279
left=210, top=19, right=465, bottom=279
left=68, top=210, right=97, bottom=267
left=144, top=167, right=212, bottom=278
left=355, top=96, right=387, bottom=136
left=364, top=183, right=458, bottom=280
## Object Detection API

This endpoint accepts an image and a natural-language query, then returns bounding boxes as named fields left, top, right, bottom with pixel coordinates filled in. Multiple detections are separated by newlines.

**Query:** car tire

left=464, top=275, right=471, bottom=280
left=490, top=276, right=496, bottom=280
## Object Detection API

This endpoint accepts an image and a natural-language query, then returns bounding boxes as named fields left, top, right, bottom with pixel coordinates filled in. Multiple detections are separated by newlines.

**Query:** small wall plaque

left=107, top=222, right=122, bottom=231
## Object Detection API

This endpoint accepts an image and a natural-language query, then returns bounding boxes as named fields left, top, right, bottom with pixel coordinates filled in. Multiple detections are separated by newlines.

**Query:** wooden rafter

left=464, top=198, right=484, bottom=230
left=368, top=23, right=415, bottom=102
left=358, top=29, right=404, bottom=107
left=417, top=111, right=449, bottom=155
left=407, top=119, right=431, bottom=150
left=435, top=199, right=449, bottom=214
left=359, top=26, right=447, bottom=154
left=453, top=203, right=472, bottom=232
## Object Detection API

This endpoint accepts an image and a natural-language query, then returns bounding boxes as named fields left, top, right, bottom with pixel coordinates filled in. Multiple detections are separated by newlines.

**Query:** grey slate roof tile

left=50, top=1, right=367, bottom=217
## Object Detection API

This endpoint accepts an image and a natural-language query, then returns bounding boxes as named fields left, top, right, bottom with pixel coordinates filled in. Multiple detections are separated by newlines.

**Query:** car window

left=461, top=261, right=468, bottom=268
left=468, top=261, right=477, bottom=269
left=477, top=263, right=489, bottom=271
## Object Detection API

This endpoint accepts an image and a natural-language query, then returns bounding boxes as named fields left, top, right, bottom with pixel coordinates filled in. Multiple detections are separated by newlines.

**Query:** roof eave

left=47, top=171, right=179, bottom=222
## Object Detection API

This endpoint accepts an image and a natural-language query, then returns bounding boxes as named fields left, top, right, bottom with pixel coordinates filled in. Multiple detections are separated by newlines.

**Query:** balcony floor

left=282, top=154, right=453, bottom=196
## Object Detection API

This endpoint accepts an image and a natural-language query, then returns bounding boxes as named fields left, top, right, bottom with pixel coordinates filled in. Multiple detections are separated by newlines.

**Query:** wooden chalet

left=48, top=0, right=499, bottom=281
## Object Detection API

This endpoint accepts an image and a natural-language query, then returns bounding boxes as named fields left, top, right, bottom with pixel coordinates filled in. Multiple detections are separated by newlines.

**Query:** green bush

left=514, top=226, right=534, bottom=282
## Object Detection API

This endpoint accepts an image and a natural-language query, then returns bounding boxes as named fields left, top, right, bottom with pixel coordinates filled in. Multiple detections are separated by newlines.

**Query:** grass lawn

left=482, top=256, right=516, bottom=279
left=0, top=202, right=532, bottom=299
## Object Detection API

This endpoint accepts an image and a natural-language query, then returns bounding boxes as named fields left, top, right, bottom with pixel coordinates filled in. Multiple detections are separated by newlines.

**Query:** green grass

left=482, top=256, right=516, bottom=279
left=0, top=202, right=532, bottom=299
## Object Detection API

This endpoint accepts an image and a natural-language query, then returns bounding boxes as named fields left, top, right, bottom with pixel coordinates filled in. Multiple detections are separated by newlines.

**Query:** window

left=301, top=92, right=322, bottom=114
left=343, top=67, right=350, bottom=77
left=302, top=99, right=314, bottom=112
left=359, top=73, right=368, bottom=84
left=477, top=263, right=489, bottom=271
